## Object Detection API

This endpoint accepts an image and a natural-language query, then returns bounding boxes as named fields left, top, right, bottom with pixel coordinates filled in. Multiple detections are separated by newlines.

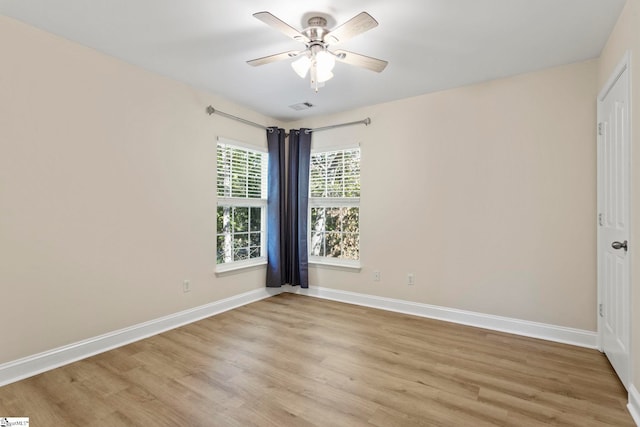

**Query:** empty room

left=1, top=0, right=639, bottom=425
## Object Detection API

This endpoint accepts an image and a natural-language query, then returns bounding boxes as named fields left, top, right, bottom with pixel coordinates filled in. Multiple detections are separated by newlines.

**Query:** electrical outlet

left=373, top=271, right=381, bottom=282
left=407, top=273, right=415, bottom=286
left=183, top=280, right=191, bottom=293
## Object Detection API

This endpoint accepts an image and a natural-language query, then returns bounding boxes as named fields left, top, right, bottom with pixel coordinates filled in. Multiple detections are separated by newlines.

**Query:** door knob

left=611, top=240, right=628, bottom=251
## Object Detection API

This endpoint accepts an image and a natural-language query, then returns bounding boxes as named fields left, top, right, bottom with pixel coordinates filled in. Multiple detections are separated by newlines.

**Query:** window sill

left=215, top=258, right=267, bottom=275
left=309, top=258, right=361, bottom=272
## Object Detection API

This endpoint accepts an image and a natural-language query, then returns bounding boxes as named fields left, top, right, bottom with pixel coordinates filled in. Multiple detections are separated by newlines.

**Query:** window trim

left=215, top=137, right=268, bottom=273
left=309, top=257, right=361, bottom=270
left=215, top=257, right=267, bottom=274
left=308, top=145, right=361, bottom=268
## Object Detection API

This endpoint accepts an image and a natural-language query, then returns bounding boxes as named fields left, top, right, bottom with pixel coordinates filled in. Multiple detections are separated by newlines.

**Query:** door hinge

left=598, top=213, right=604, bottom=226
left=598, top=122, right=604, bottom=136
left=599, top=303, right=604, bottom=317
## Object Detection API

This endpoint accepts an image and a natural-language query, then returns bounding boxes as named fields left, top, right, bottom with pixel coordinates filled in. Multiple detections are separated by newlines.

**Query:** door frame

left=596, top=51, right=632, bottom=388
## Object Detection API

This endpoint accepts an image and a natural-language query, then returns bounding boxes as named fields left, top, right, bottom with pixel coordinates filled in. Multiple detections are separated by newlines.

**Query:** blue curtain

left=265, top=127, right=311, bottom=288
left=286, top=129, right=311, bottom=288
left=266, top=127, right=286, bottom=287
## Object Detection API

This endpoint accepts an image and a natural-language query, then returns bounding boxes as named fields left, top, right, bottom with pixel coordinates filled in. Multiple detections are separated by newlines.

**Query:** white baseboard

left=0, top=287, right=282, bottom=387
left=283, top=285, right=598, bottom=349
left=629, top=384, right=640, bottom=426
left=0, top=284, right=601, bottom=389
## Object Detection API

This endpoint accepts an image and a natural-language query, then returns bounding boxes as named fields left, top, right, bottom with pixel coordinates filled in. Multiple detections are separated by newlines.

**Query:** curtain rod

left=305, top=118, right=371, bottom=134
left=206, top=105, right=371, bottom=134
left=206, top=106, right=272, bottom=131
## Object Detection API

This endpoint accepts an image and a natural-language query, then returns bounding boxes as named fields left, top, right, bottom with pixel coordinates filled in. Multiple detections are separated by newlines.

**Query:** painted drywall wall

left=0, top=11, right=603, bottom=368
left=0, top=16, right=273, bottom=364
left=292, top=59, right=598, bottom=331
left=598, top=0, right=640, bottom=395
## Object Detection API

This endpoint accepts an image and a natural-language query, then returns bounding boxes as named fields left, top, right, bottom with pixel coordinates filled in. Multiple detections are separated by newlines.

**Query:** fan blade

left=253, top=12, right=310, bottom=43
left=333, top=50, right=388, bottom=73
left=325, top=12, right=378, bottom=45
left=247, top=51, right=301, bottom=67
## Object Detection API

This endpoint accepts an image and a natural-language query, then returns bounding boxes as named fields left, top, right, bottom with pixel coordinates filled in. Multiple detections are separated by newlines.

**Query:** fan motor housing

left=307, top=16, right=327, bottom=27
left=304, top=16, right=329, bottom=42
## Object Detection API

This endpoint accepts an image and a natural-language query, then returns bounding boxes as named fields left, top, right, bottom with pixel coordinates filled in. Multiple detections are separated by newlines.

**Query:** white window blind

left=310, top=148, right=360, bottom=198
left=216, top=141, right=267, bottom=199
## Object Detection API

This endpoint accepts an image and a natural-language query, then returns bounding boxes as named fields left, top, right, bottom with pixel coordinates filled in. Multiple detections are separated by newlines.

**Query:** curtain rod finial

left=364, top=118, right=371, bottom=126
left=206, top=105, right=215, bottom=115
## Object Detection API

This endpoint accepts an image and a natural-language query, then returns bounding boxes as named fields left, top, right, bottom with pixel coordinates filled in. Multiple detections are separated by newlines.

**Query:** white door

left=597, top=53, right=631, bottom=390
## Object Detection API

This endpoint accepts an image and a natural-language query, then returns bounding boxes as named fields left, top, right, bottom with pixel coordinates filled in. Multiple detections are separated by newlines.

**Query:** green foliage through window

left=216, top=206, right=263, bottom=264
left=310, top=207, right=359, bottom=260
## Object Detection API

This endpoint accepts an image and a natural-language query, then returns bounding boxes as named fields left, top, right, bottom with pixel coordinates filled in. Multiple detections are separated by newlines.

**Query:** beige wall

left=598, top=0, right=640, bottom=393
left=0, top=12, right=604, bottom=367
left=0, top=16, right=274, bottom=364
left=294, top=59, right=598, bottom=331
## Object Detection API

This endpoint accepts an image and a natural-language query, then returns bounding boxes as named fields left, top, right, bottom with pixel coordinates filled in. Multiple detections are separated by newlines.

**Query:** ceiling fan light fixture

left=309, top=49, right=335, bottom=85
left=291, top=55, right=311, bottom=78
left=315, top=50, right=336, bottom=73
left=316, top=68, right=334, bottom=83
left=309, top=66, right=325, bottom=92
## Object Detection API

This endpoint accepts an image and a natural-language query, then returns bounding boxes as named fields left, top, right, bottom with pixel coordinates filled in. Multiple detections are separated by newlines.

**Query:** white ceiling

left=0, top=0, right=626, bottom=122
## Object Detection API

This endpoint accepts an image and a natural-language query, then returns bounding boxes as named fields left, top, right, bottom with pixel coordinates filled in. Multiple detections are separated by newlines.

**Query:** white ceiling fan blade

left=253, top=12, right=310, bottom=44
left=333, top=50, right=388, bottom=73
left=325, top=12, right=378, bottom=45
left=247, top=50, right=301, bottom=67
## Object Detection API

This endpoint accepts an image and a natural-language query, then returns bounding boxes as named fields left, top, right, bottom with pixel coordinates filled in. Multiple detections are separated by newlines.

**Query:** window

left=216, top=138, right=267, bottom=271
left=309, top=147, right=360, bottom=267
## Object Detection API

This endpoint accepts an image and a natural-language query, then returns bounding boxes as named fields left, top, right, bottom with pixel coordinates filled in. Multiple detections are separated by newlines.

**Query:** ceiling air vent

left=289, top=102, right=314, bottom=111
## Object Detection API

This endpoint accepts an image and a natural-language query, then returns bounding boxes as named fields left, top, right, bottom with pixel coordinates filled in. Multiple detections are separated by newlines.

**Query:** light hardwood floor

left=0, top=293, right=634, bottom=426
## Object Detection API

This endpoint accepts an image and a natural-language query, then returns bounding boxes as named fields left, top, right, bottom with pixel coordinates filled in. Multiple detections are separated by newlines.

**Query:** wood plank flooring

left=0, top=293, right=634, bottom=426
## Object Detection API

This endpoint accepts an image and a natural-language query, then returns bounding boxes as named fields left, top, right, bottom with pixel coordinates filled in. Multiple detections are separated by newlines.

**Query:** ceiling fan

left=247, top=11, right=388, bottom=92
